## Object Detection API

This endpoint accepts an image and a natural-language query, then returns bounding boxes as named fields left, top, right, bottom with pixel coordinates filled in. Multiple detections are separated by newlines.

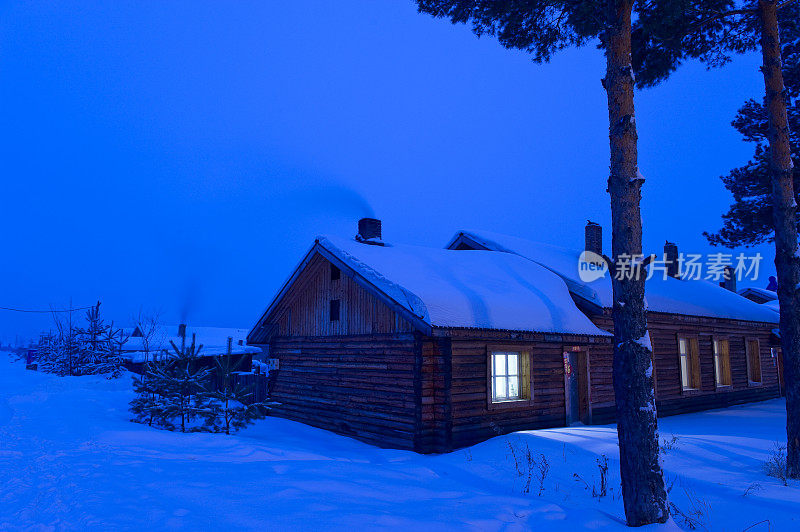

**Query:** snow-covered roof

left=762, top=300, right=780, bottom=313
left=121, top=325, right=261, bottom=363
left=450, top=230, right=779, bottom=324
left=312, top=235, right=611, bottom=336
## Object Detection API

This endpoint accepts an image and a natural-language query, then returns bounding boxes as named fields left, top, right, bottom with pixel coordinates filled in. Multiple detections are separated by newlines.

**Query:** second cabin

left=247, top=219, right=781, bottom=453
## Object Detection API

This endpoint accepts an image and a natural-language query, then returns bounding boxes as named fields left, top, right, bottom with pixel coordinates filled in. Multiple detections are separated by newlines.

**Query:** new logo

left=578, top=251, right=609, bottom=282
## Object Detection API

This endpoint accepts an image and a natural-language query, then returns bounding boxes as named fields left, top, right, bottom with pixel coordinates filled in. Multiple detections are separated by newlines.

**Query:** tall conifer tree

left=414, top=1, right=667, bottom=524
left=629, top=0, right=800, bottom=479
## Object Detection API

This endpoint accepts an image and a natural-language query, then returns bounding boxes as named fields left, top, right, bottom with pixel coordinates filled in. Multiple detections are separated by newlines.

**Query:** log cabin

left=447, top=225, right=782, bottom=423
left=247, top=219, right=781, bottom=453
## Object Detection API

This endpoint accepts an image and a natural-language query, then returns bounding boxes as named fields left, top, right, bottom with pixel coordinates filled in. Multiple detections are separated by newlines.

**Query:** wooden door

left=775, top=348, right=785, bottom=396
left=564, top=350, right=590, bottom=425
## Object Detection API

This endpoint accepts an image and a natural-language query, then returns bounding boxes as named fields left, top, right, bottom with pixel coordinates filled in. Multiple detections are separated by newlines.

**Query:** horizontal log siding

left=418, top=338, right=452, bottom=453
left=448, top=337, right=587, bottom=449
left=590, top=312, right=780, bottom=423
left=587, top=341, right=615, bottom=413
left=269, top=334, right=419, bottom=450
left=272, top=253, right=415, bottom=337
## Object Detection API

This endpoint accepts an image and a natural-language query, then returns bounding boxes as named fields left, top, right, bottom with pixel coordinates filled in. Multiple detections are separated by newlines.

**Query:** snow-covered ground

left=1, top=352, right=797, bottom=531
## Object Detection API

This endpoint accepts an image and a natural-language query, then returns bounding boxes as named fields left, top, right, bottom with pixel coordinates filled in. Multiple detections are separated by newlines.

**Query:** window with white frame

left=491, top=351, right=522, bottom=402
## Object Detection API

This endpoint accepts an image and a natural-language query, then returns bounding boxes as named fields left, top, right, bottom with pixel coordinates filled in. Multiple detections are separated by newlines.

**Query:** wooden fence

left=229, top=372, right=272, bottom=405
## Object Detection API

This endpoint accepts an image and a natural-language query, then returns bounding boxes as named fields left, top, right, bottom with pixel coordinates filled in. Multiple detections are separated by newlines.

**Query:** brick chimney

left=356, top=218, right=383, bottom=245
left=664, top=241, right=680, bottom=279
left=720, top=265, right=737, bottom=292
left=585, top=221, right=602, bottom=256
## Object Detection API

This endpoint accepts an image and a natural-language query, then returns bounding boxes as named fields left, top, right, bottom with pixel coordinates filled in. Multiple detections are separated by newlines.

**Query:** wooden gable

left=250, top=251, right=417, bottom=342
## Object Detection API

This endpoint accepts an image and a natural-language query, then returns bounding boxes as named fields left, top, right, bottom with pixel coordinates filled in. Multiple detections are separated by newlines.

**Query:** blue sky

left=0, top=1, right=775, bottom=341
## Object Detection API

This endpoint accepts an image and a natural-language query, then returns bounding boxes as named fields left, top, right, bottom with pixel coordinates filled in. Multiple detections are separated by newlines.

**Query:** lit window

left=491, top=351, right=529, bottom=402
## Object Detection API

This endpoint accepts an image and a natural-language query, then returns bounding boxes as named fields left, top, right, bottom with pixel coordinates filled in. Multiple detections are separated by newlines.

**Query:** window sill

left=748, top=381, right=763, bottom=387
left=488, top=397, right=534, bottom=410
left=681, top=387, right=701, bottom=395
left=715, top=384, right=733, bottom=391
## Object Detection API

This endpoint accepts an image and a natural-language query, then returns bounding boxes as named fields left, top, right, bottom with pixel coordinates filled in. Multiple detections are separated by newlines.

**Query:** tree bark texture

left=758, top=0, right=800, bottom=478
left=604, top=0, right=669, bottom=525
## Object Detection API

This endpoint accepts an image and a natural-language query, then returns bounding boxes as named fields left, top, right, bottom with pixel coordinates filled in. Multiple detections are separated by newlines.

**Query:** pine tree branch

left=689, top=8, right=757, bottom=33
left=691, top=0, right=799, bottom=33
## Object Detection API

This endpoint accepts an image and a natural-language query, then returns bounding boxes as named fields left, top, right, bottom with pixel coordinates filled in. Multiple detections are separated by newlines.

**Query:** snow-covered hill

left=0, top=352, right=797, bottom=530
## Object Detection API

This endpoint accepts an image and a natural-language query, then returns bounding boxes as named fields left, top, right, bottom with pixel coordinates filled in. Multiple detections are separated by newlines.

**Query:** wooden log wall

left=589, top=312, right=781, bottom=423
left=444, top=333, right=607, bottom=449
left=418, top=338, right=452, bottom=452
left=268, top=334, right=420, bottom=450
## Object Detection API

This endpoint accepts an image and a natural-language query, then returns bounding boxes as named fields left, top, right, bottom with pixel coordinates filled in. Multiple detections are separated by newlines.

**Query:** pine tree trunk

left=604, top=0, right=668, bottom=524
left=225, top=397, right=231, bottom=435
left=758, top=0, right=800, bottom=479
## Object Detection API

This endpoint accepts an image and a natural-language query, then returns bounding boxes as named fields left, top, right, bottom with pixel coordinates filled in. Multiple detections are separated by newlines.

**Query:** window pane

left=507, top=354, right=518, bottom=376
left=508, top=376, right=519, bottom=398
left=494, top=377, right=507, bottom=399
left=493, top=354, right=508, bottom=377
left=679, top=338, right=687, bottom=355
left=714, top=353, right=721, bottom=385
left=680, top=354, right=689, bottom=389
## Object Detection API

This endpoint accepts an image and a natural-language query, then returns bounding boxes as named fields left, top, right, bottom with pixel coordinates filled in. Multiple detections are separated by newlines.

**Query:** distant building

left=121, top=324, right=261, bottom=372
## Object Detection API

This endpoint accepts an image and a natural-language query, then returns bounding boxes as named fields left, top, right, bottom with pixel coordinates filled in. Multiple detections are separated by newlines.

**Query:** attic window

left=331, top=264, right=341, bottom=281
left=330, top=299, right=340, bottom=322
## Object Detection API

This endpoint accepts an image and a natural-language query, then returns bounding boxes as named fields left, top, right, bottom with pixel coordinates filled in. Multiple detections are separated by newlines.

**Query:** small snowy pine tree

left=143, top=338, right=214, bottom=432
left=204, top=349, right=267, bottom=434
left=36, top=332, right=54, bottom=371
left=40, top=313, right=81, bottom=376
left=129, top=364, right=163, bottom=427
left=74, top=302, right=126, bottom=377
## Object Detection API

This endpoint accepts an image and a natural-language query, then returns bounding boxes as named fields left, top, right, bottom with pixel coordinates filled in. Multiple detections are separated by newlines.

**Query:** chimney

left=585, top=221, right=602, bottom=256
left=177, top=323, right=186, bottom=338
left=356, top=218, right=383, bottom=245
left=664, top=241, right=680, bottom=278
left=720, top=265, right=737, bottom=292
